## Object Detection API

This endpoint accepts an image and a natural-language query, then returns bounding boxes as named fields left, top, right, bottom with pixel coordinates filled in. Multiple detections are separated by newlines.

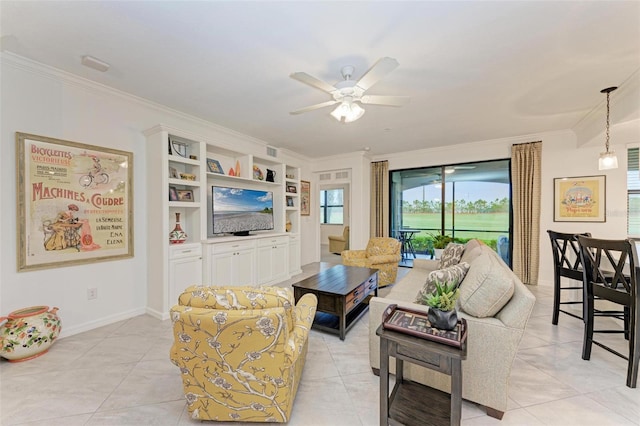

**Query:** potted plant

left=422, top=280, right=460, bottom=330
left=428, top=232, right=453, bottom=259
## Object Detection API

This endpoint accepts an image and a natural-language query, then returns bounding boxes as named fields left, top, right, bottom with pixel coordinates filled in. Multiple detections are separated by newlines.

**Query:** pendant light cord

left=605, top=90, right=611, bottom=153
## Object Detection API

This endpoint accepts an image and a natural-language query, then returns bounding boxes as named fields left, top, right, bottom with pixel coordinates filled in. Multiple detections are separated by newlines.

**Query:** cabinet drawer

left=211, top=240, right=255, bottom=254
left=364, top=275, right=378, bottom=295
left=170, top=244, right=202, bottom=260
left=257, top=236, right=289, bottom=247
left=346, top=283, right=365, bottom=304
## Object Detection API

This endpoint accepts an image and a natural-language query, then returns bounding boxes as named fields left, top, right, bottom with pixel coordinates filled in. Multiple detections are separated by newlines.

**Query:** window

left=390, top=159, right=511, bottom=264
left=629, top=147, right=639, bottom=237
left=320, top=189, right=344, bottom=224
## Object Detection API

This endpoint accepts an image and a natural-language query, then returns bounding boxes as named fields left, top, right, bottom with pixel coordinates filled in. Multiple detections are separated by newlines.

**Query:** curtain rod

left=512, top=141, right=542, bottom=146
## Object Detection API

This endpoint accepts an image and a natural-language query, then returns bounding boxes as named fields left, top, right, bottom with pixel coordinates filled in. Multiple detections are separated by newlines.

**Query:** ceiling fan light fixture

left=598, top=86, right=618, bottom=170
left=331, top=101, right=365, bottom=123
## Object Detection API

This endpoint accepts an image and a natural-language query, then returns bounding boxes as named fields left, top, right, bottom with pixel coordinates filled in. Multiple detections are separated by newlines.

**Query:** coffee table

left=292, top=265, right=378, bottom=340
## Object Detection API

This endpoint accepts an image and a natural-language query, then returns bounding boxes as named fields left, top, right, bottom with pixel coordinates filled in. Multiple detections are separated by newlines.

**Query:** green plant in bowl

left=423, top=280, right=460, bottom=311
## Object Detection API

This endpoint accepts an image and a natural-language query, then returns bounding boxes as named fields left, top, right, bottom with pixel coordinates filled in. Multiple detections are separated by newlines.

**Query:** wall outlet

left=87, top=288, right=98, bottom=300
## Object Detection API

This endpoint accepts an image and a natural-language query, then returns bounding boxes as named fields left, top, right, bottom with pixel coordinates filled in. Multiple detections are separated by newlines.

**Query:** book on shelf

left=381, top=304, right=467, bottom=348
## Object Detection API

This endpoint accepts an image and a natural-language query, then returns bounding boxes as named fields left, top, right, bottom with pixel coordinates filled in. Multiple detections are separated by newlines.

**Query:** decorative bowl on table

left=180, top=173, right=196, bottom=181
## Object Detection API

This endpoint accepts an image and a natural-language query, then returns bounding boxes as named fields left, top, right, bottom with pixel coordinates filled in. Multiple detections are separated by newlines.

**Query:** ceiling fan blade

left=290, top=100, right=338, bottom=115
left=290, top=72, right=336, bottom=94
left=356, top=57, right=399, bottom=91
left=360, top=95, right=410, bottom=106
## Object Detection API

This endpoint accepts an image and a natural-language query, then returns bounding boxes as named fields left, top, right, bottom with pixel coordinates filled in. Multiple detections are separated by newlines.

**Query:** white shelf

left=169, top=178, right=200, bottom=187
left=168, top=155, right=200, bottom=166
left=169, top=201, right=202, bottom=208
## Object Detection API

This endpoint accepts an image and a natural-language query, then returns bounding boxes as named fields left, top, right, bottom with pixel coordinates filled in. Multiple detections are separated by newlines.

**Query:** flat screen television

left=212, top=186, right=274, bottom=236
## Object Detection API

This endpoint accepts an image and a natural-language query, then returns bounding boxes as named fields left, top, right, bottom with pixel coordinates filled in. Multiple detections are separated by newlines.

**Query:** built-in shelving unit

left=144, top=124, right=301, bottom=318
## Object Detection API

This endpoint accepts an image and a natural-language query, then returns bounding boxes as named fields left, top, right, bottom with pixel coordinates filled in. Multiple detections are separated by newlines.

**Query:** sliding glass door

left=390, top=159, right=511, bottom=265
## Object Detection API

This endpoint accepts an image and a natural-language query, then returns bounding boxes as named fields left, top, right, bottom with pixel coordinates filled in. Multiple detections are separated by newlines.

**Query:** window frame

left=628, top=145, right=640, bottom=238
left=319, top=187, right=344, bottom=225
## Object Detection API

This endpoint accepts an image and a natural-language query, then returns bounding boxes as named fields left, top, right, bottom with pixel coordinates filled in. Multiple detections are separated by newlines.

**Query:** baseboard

left=146, top=306, right=170, bottom=321
left=58, top=307, right=147, bottom=338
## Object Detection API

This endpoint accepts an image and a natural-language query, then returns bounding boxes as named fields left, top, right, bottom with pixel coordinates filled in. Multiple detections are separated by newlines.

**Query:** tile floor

left=1, top=256, right=639, bottom=425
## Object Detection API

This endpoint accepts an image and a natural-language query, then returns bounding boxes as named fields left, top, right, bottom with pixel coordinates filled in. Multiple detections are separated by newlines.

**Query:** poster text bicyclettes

left=16, top=133, right=133, bottom=271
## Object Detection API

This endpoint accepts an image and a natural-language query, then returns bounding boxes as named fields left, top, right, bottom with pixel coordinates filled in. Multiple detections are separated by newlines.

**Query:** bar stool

left=547, top=230, right=591, bottom=325
left=577, top=236, right=638, bottom=388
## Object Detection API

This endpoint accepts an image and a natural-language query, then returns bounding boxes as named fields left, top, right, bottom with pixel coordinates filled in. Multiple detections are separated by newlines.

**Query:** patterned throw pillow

left=415, top=262, right=470, bottom=305
left=438, top=243, right=465, bottom=268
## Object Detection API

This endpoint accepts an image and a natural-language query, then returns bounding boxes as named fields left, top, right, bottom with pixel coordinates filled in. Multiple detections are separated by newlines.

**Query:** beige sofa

left=368, top=240, right=536, bottom=419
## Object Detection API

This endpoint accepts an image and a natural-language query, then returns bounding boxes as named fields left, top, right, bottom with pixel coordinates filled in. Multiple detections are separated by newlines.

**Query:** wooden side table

left=377, top=324, right=467, bottom=426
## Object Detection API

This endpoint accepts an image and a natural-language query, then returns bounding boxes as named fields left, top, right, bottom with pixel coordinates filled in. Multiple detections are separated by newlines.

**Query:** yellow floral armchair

left=170, top=285, right=317, bottom=422
left=341, top=237, right=402, bottom=287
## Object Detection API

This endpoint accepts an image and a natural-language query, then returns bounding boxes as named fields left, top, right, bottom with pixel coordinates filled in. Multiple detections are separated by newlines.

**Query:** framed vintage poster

left=16, top=132, right=134, bottom=271
left=554, top=175, right=606, bottom=222
left=300, top=180, right=310, bottom=216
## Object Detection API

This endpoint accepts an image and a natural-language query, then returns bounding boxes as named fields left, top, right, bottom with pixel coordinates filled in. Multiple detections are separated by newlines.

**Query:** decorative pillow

left=438, top=243, right=465, bottom=268
left=458, top=252, right=515, bottom=317
left=415, top=262, right=470, bottom=305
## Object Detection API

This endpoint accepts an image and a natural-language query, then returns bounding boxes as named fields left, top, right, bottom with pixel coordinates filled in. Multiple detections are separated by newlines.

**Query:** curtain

left=370, top=160, right=389, bottom=237
left=511, top=141, right=542, bottom=285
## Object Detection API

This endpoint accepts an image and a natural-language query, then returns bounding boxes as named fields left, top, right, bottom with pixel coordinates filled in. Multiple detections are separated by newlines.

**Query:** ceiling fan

left=290, top=57, right=410, bottom=123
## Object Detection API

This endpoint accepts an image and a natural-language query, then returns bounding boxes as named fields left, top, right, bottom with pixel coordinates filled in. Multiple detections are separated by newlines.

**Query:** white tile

left=524, top=395, right=637, bottom=426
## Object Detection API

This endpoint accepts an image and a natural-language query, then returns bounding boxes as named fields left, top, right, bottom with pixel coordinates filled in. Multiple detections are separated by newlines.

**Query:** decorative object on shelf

left=266, top=169, right=276, bottom=182
left=553, top=175, right=606, bottom=222
left=207, top=158, right=224, bottom=174
left=169, top=186, right=179, bottom=201
left=177, top=189, right=194, bottom=202
left=287, top=185, right=297, bottom=193
left=286, top=220, right=292, bottom=232
left=16, top=132, right=133, bottom=272
left=287, top=197, right=294, bottom=207
left=0, top=306, right=62, bottom=362
left=598, top=86, right=618, bottom=170
left=169, top=212, right=188, bottom=244
left=286, top=173, right=295, bottom=179
left=235, top=160, right=241, bottom=177
left=423, top=281, right=460, bottom=330
left=170, top=137, right=188, bottom=157
left=253, top=165, right=264, bottom=180
left=300, top=180, right=311, bottom=216
left=180, top=173, right=196, bottom=181
left=169, top=166, right=179, bottom=179
left=189, top=155, right=198, bottom=160
left=228, top=167, right=235, bottom=176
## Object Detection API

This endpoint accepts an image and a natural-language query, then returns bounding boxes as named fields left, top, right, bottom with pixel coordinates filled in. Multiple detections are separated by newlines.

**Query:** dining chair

left=547, top=230, right=591, bottom=325
left=577, top=235, right=639, bottom=388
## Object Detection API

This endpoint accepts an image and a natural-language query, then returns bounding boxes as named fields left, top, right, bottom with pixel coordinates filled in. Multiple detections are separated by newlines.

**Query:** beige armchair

left=328, top=226, right=349, bottom=253
left=341, top=237, right=401, bottom=287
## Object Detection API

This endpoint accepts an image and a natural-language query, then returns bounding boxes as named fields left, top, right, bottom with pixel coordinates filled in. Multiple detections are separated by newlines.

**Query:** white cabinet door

left=256, top=237, right=289, bottom=285
left=233, top=249, right=255, bottom=285
left=209, top=248, right=255, bottom=286
left=289, top=236, right=301, bottom=274
left=169, top=255, right=202, bottom=308
left=209, top=251, right=234, bottom=285
left=271, top=243, right=289, bottom=283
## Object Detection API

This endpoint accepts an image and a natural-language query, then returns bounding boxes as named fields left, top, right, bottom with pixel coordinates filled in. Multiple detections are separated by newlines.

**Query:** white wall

left=312, top=152, right=371, bottom=256
left=373, top=129, right=631, bottom=287
left=0, top=54, right=311, bottom=336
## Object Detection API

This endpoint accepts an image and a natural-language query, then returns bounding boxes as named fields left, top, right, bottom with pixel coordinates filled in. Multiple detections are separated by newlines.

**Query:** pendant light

left=598, top=86, right=618, bottom=170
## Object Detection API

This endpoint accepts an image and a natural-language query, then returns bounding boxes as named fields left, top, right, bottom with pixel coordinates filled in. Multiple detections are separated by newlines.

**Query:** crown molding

left=573, top=67, right=640, bottom=147
left=1, top=52, right=309, bottom=159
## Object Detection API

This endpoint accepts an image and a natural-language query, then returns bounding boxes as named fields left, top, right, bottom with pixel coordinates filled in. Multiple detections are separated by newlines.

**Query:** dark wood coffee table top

left=293, top=264, right=378, bottom=295
left=292, top=264, right=378, bottom=340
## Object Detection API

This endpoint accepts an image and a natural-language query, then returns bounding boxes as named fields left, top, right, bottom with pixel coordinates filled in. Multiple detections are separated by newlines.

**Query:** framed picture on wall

left=553, top=175, right=606, bottom=222
left=16, top=132, right=134, bottom=271
left=300, top=180, right=310, bottom=216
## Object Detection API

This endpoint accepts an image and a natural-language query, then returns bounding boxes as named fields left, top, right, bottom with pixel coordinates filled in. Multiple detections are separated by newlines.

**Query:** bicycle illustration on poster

left=16, top=132, right=134, bottom=271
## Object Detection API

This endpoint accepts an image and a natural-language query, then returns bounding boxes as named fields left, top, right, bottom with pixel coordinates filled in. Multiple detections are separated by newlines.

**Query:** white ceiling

left=2, top=1, right=639, bottom=158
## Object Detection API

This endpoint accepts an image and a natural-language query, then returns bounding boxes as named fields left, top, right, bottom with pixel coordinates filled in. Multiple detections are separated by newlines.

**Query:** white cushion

left=458, top=251, right=514, bottom=317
